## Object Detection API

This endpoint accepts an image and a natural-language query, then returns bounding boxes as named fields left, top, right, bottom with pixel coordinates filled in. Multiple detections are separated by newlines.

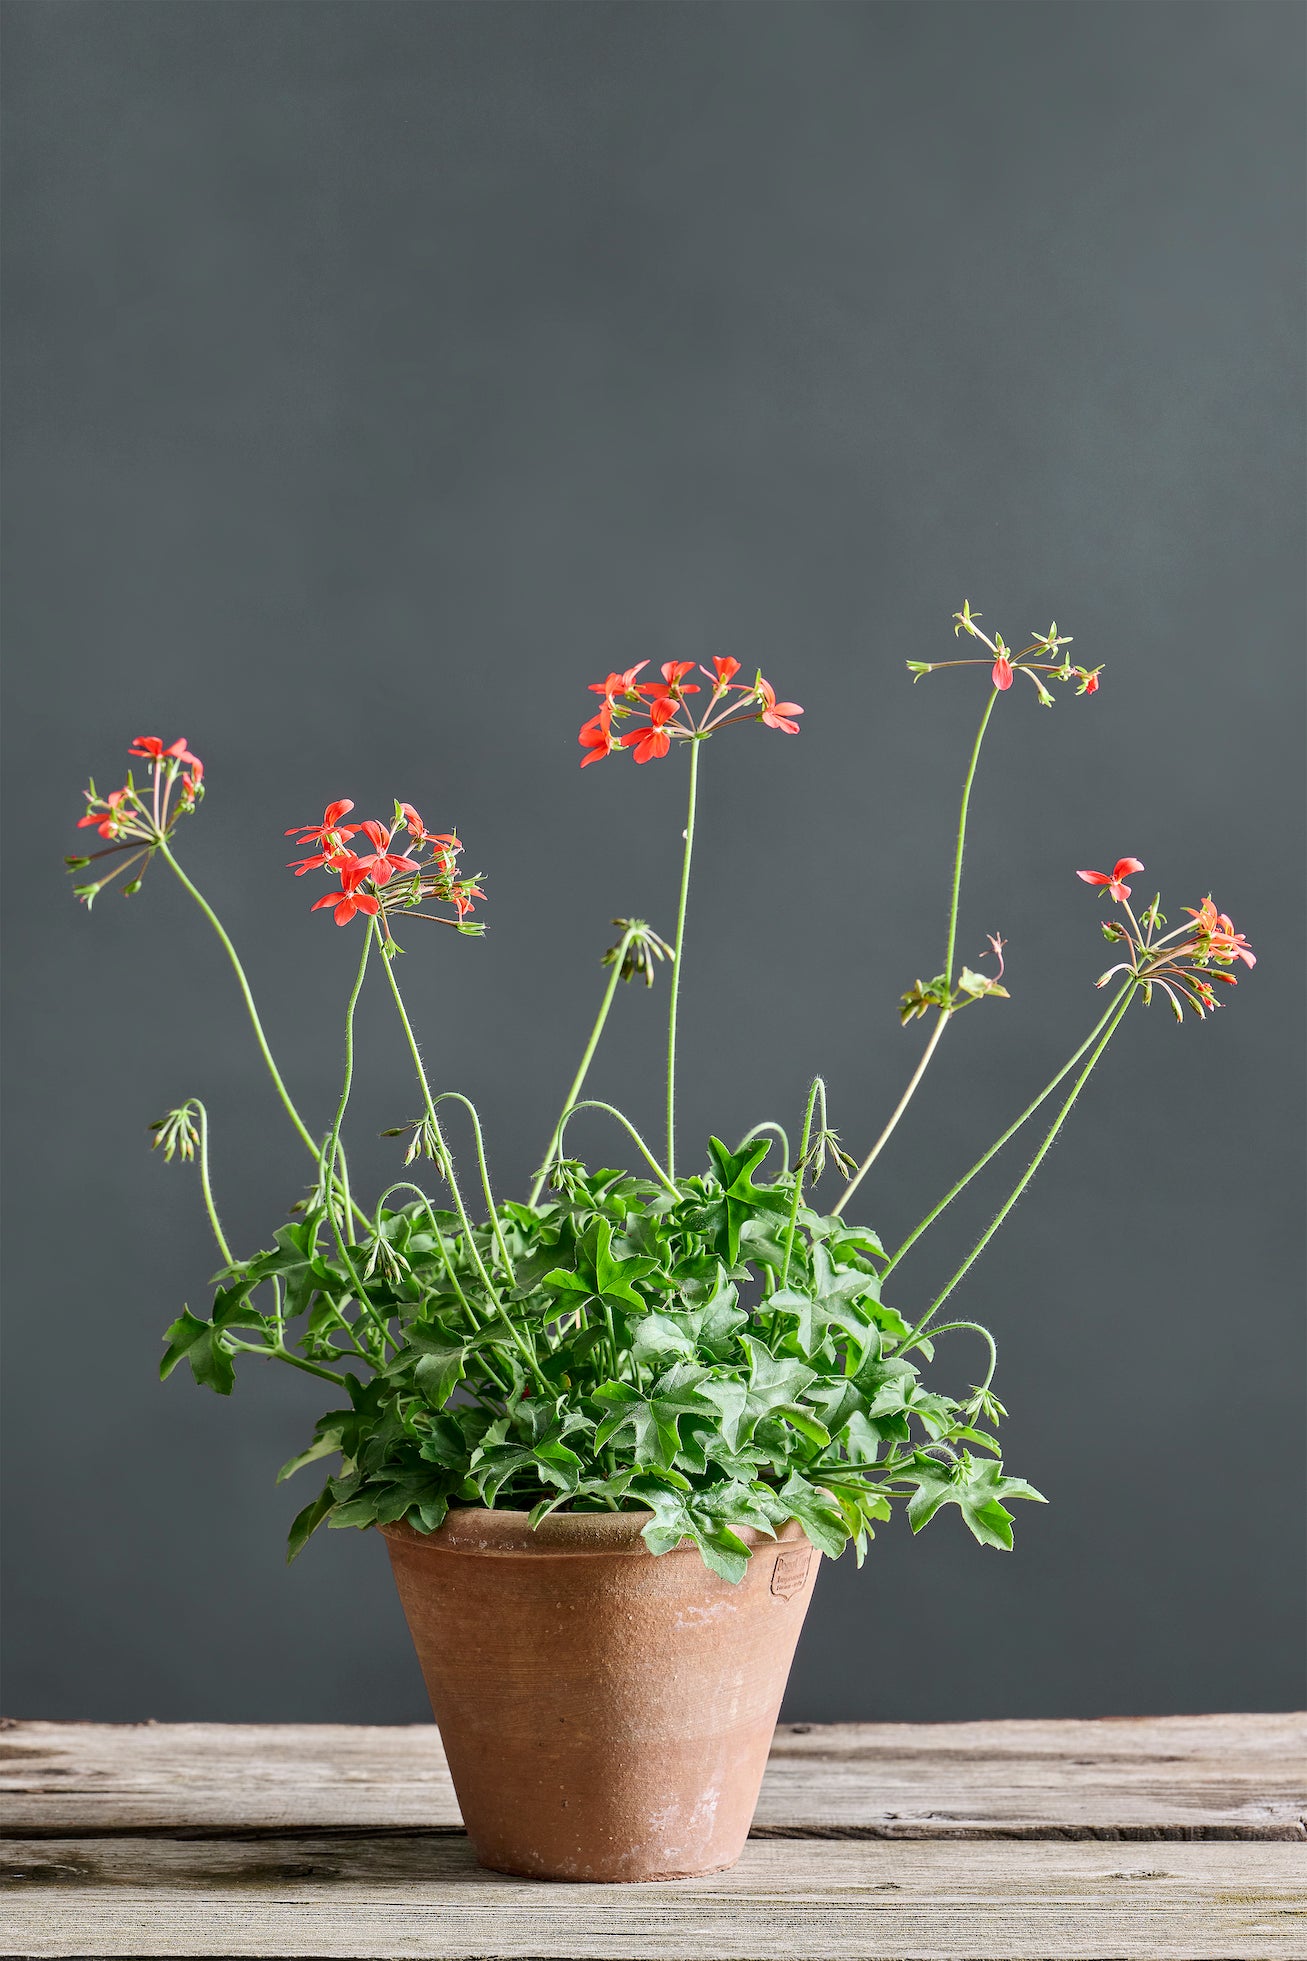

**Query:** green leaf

left=159, top=1309, right=235, bottom=1395
left=413, top=1341, right=467, bottom=1410
left=286, top=1484, right=335, bottom=1562
left=776, top=1472, right=848, bottom=1559
left=277, top=1424, right=345, bottom=1483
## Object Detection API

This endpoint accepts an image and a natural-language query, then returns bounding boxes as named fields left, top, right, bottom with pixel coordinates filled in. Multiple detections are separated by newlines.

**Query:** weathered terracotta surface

left=381, top=1507, right=820, bottom=1881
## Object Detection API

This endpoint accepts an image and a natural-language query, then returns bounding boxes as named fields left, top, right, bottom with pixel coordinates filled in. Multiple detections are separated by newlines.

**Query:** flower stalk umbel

left=69, top=608, right=1256, bottom=1582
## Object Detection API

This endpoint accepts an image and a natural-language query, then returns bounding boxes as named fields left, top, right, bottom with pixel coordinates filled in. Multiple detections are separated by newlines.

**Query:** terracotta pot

left=381, top=1507, right=820, bottom=1881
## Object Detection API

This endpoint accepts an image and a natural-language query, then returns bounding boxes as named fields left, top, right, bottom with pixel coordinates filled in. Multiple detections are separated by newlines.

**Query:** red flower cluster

left=287, top=800, right=483, bottom=932
left=908, top=609, right=1102, bottom=700
left=69, top=737, right=207, bottom=905
left=1080, top=861, right=1256, bottom=1020
left=578, top=658, right=803, bottom=767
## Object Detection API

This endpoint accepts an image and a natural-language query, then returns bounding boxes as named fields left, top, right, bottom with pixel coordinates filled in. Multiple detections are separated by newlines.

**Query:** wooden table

left=1, top=1715, right=1303, bottom=1958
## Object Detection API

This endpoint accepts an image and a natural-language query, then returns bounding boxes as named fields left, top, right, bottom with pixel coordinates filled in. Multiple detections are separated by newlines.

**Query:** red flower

left=991, top=655, right=1014, bottom=691
left=1081, top=670, right=1100, bottom=695
left=620, top=696, right=679, bottom=764
left=287, top=847, right=349, bottom=877
left=588, top=663, right=648, bottom=703
left=346, top=821, right=422, bottom=889
left=756, top=679, right=803, bottom=733
left=78, top=788, right=132, bottom=838
left=579, top=705, right=616, bottom=767
left=1183, top=898, right=1256, bottom=968
left=701, top=656, right=742, bottom=688
left=131, top=736, right=202, bottom=768
left=1077, top=858, right=1145, bottom=904
left=311, top=886, right=381, bottom=926
left=638, top=660, right=700, bottom=701
left=286, top=800, right=362, bottom=849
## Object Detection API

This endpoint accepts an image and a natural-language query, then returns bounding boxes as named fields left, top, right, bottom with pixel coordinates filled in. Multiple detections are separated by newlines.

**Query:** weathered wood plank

left=3, top=1715, right=1303, bottom=1841
left=2, top=1837, right=1304, bottom=1960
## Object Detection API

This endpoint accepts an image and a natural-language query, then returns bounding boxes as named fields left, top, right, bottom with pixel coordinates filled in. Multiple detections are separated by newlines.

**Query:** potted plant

left=67, top=607, right=1255, bottom=1881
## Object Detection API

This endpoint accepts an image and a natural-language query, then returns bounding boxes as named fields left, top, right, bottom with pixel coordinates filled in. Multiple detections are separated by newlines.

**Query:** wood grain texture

left=1, top=1719, right=1303, bottom=1959
left=3, top=1714, right=1304, bottom=1840
left=2, top=1837, right=1305, bottom=1960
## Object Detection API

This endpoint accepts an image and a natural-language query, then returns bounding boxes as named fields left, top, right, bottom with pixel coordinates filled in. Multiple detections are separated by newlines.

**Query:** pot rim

left=380, top=1506, right=812, bottom=1558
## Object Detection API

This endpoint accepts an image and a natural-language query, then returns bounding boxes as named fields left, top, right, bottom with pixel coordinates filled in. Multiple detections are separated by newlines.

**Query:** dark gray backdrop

left=3, top=0, right=1303, bottom=1723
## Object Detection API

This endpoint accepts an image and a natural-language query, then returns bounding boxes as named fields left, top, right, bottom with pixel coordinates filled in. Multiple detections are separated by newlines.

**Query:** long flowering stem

left=192, top=1100, right=234, bottom=1268
left=321, top=920, right=393, bottom=1356
left=944, top=692, right=998, bottom=988
left=780, top=1079, right=824, bottom=1286
left=379, top=951, right=550, bottom=1390
left=550, top=1099, right=679, bottom=1196
left=431, top=1090, right=516, bottom=1284
left=899, top=981, right=1137, bottom=1350
left=158, top=841, right=367, bottom=1229
left=665, top=737, right=701, bottom=1180
left=881, top=986, right=1131, bottom=1279
left=833, top=1010, right=950, bottom=1217
left=529, top=923, right=637, bottom=1207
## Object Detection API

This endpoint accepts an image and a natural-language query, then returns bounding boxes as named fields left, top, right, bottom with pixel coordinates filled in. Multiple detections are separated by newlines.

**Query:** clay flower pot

left=381, top=1507, right=820, bottom=1880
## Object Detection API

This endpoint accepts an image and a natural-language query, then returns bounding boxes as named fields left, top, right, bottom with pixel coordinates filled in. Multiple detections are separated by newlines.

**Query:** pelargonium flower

left=1182, top=898, right=1256, bottom=968
left=286, top=800, right=362, bottom=851
left=620, top=697, right=679, bottom=764
left=311, top=885, right=381, bottom=926
left=579, top=705, right=616, bottom=768
left=130, top=736, right=201, bottom=768
left=1077, top=858, right=1145, bottom=904
left=77, top=787, right=133, bottom=839
left=991, top=654, right=1014, bottom=691
left=638, top=661, right=701, bottom=703
left=701, top=657, right=742, bottom=689
left=341, top=821, right=422, bottom=889
left=756, top=679, right=803, bottom=733
left=588, top=663, right=648, bottom=704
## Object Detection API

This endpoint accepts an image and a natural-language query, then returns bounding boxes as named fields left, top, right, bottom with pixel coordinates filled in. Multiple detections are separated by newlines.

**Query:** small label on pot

left=770, top=1547, right=812, bottom=1598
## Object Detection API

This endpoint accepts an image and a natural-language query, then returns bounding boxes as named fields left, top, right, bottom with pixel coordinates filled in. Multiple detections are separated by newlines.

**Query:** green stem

left=379, top=952, right=549, bottom=1390
left=159, top=843, right=319, bottom=1160
left=899, top=1320, right=998, bottom=1396
left=321, top=921, right=392, bottom=1356
left=228, top=1339, right=348, bottom=1387
left=431, top=1091, right=516, bottom=1284
left=736, top=1120, right=792, bottom=1167
left=158, top=842, right=367, bottom=1230
left=943, top=693, right=998, bottom=989
left=550, top=1100, right=678, bottom=1195
left=190, top=1100, right=234, bottom=1267
left=881, top=986, right=1131, bottom=1279
left=833, top=1010, right=951, bottom=1217
left=666, top=738, right=701, bottom=1181
left=780, top=1080, right=823, bottom=1287
left=528, top=925, right=636, bottom=1206
left=902, top=983, right=1137, bottom=1349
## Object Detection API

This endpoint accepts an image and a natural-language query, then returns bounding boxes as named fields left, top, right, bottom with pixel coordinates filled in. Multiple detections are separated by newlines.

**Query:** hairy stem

left=432, top=1091, right=516, bottom=1283
left=158, top=842, right=367, bottom=1230
left=666, top=738, right=701, bottom=1180
left=159, top=844, right=319, bottom=1159
left=944, top=692, right=998, bottom=989
left=550, top=1100, right=678, bottom=1195
left=529, top=925, right=636, bottom=1206
left=881, top=986, right=1131, bottom=1278
left=834, top=1010, right=950, bottom=1217
left=902, top=983, right=1137, bottom=1348
left=190, top=1100, right=234, bottom=1267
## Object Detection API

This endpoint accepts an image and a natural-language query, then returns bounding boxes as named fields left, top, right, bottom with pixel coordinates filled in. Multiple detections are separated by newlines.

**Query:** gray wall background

left=3, top=0, right=1303, bottom=1723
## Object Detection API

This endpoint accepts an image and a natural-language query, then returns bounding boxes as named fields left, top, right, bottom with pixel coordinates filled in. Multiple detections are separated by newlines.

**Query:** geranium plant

left=68, top=610, right=1255, bottom=1582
